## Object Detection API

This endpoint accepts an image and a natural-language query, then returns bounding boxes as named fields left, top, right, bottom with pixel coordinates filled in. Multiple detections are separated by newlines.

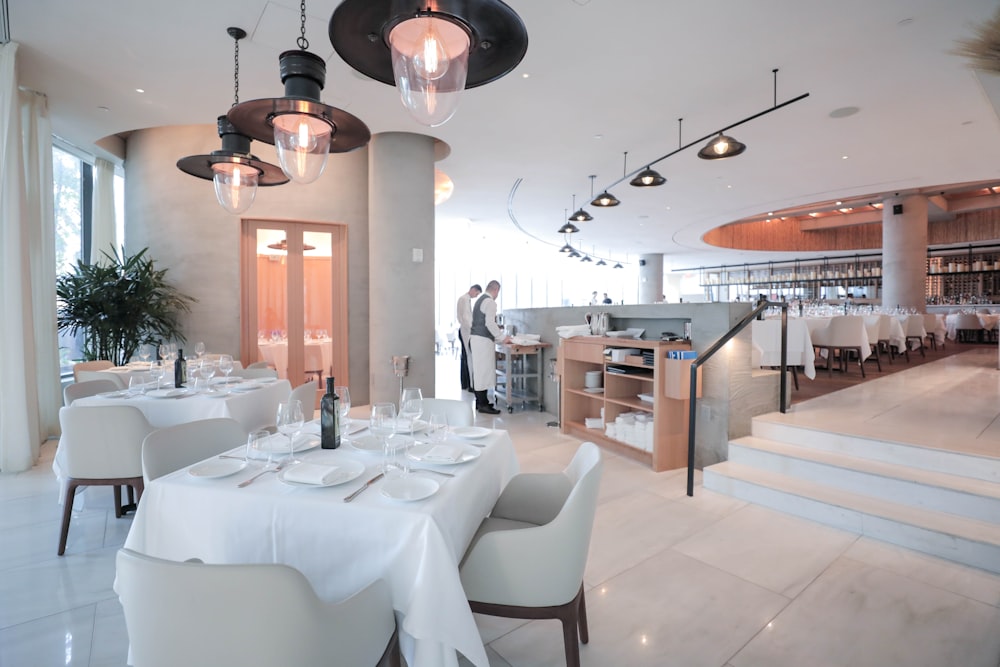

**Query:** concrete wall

left=503, top=302, right=775, bottom=468
left=124, top=124, right=373, bottom=403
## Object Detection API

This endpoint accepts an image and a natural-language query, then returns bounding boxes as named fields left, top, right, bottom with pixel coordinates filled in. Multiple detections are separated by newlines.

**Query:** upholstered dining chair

left=923, top=313, right=944, bottom=350
left=289, top=381, right=319, bottom=421
left=76, top=368, right=127, bottom=389
left=459, top=442, right=603, bottom=667
left=901, top=314, right=928, bottom=358
left=141, top=418, right=248, bottom=483
left=56, top=405, right=154, bottom=555
left=420, top=398, right=474, bottom=427
left=952, top=312, right=984, bottom=343
left=240, top=366, right=280, bottom=380
left=811, top=315, right=870, bottom=377
left=63, top=379, right=120, bottom=405
left=245, top=360, right=270, bottom=369
left=115, top=548, right=401, bottom=667
left=71, top=359, right=114, bottom=382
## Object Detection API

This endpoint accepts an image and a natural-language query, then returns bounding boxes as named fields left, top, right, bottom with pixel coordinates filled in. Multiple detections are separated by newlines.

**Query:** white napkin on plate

left=423, top=444, right=462, bottom=462
left=300, top=420, right=320, bottom=435
left=283, top=463, right=340, bottom=485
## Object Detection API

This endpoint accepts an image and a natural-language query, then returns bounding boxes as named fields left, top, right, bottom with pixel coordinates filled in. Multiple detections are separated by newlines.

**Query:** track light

left=698, top=133, right=746, bottom=160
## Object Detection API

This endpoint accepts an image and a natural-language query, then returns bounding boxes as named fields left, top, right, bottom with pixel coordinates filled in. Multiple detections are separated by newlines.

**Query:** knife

left=343, top=472, right=384, bottom=503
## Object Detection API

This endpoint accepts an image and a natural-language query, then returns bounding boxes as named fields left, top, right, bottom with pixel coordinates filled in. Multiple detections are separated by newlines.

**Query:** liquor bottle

left=174, top=349, right=187, bottom=387
left=320, top=377, right=341, bottom=449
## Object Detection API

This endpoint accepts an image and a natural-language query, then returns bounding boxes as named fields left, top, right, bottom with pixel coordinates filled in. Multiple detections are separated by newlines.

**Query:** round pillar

left=637, top=253, right=664, bottom=304
left=881, top=194, right=928, bottom=311
left=368, top=132, right=438, bottom=404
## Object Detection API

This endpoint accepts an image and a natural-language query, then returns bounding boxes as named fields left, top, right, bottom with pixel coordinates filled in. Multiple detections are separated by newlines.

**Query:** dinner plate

left=247, top=434, right=320, bottom=458
left=255, top=377, right=279, bottom=384
left=277, top=459, right=365, bottom=488
left=97, top=390, right=129, bottom=399
left=348, top=434, right=413, bottom=454
left=390, top=418, right=429, bottom=434
left=452, top=426, right=491, bottom=439
left=146, top=388, right=187, bottom=399
left=210, top=376, right=243, bottom=385
left=229, top=383, right=261, bottom=393
left=583, top=387, right=605, bottom=394
left=407, top=442, right=480, bottom=465
left=188, top=458, right=247, bottom=479
left=381, top=475, right=439, bottom=502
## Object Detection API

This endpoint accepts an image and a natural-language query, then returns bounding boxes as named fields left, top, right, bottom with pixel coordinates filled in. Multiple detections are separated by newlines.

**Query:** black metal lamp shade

left=591, top=191, right=620, bottom=207
left=629, top=167, right=666, bottom=187
left=176, top=117, right=289, bottom=185
left=697, top=133, right=746, bottom=160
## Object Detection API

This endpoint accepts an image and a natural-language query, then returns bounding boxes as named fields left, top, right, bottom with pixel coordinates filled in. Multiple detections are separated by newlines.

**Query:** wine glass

left=370, top=402, right=400, bottom=476
left=197, top=360, right=216, bottom=392
left=335, top=385, right=351, bottom=431
left=276, top=400, right=304, bottom=465
left=399, top=387, right=423, bottom=433
left=218, top=354, right=234, bottom=385
left=194, top=341, right=206, bottom=358
left=138, top=344, right=151, bottom=364
left=158, top=343, right=169, bottom=362
left=149, top=361, right=165, bottom=390
left=187, top=358, right=202, bottom=390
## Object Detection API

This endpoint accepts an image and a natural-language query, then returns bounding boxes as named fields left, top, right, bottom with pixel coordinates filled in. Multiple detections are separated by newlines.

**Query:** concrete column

left=637, top=253, right=664, bottom=303
left=368, top=132, right=437, bottom=404
left=881, top=194, right=928, bottom=311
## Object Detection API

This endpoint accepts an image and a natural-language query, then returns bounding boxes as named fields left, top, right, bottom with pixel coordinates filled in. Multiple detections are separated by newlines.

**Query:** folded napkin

left=300, top=421, right=321, bottom=435
left=422, top=444, right=462, bottom=462
left=283, top=462, right=340, bottom=485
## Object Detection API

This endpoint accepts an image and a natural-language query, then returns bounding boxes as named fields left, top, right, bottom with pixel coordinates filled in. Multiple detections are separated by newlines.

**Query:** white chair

left=862, top=316, right=886, bottom=370
left=459, top=442, right=603, bottom=667
left=115, top=549, right=401, bottom=667
left=142, top=418, right=248, bottom=483
left=953, top=313, right=984, bottom=343
left=420, top=398, right=474, bottom=427
left=245, top=361, right=270, bottom=369
left=76, top=368, right=127, bottom=389
left=289, top=381, right=319, bottom=421
left=923, top=313, right=944, bottom=350
left=72, top=359, right=113, bottom=382
left=902, top=314, right=928, bottom=358
left=56, top=405, right=154, bottom=555
left=304, top=344, right=325, bottom=384
left=811, top=315, right=870, bottom=377
left=240, top=366, right=280, bottom=380
left=63, top=379, right=120, bottom=405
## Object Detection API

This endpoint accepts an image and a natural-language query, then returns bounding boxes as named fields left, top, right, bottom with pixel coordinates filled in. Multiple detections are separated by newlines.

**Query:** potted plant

left=56, top=247, right=195, bottom=367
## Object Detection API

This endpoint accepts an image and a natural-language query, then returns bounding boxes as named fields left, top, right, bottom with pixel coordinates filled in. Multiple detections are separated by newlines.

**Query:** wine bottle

left=174, top=349, right=187, bottom=387
left=321, top=377, right=341, bottom=449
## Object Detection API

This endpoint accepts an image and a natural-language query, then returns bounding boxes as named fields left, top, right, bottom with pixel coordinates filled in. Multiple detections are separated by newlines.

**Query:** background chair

left=810, top=316, right=869, bottom=377
left=303, top=345, right=325, bottom=385
left=115, top=548, right=400, bottom=667
left=141, top=418, right=248, bottom=483
left=420, top=398, right=474, bottom=427
left=72, top=359, right=113, bottom=382
left=63, top=379, right=120, bottom=405
left=56, top=405, right=154, bottom=555
left=240, top=366, right=280, bottom=380
left=902, top=314, right=927, bottom=358
left=923, top=313, right=944, bottom=350
left=76, top=368, right=127, bottom=388
left=289, top=380, right=319, bottom=421
left=953, top=313, right=984, bottom=343
left=459, top=442, right=603, bottom=667
left=245, top=361, right=270, bottom=369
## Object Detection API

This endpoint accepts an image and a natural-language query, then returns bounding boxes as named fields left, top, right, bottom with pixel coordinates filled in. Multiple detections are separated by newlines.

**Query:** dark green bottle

left=174, top=349, right=186, bottom=387
left=321, top=377, right=341, bottom=449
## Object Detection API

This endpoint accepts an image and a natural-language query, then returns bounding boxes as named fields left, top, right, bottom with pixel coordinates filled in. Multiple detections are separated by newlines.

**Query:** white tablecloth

left=752, top=319, right=817, bottom=379
left=944, top=313, right=999, bottom=340
left=72, top=380, right=291, bottom=432
left=122, top=429, right=519, bottom=667
left=864, top=314, right=906, bottom=351
left=257, top=339, right=333, bottom=381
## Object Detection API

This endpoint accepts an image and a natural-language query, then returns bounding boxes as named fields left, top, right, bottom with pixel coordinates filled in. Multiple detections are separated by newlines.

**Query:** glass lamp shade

left=272, top=112, right=333, bottom=184
left=389, top=16, right=470, bottom=126
left=211, top=162, right=259, bottom=214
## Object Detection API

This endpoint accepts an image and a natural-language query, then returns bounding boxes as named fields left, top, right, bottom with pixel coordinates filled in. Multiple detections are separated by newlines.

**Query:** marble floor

left=2, top=354, right=1000, bottom=666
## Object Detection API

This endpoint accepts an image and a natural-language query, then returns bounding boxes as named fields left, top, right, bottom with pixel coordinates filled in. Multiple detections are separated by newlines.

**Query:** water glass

left=218, top=354, right=234, bottom=384
left=128, top=374, right=147, bottom=397
left=149, top=361, right=165, bottom=390
left=197, top=360, right=216, bottom=392
left=399, top=387, right=423, bottom=432
left=276, top=400, right=305, bottom=464
left=246, top=429, right=273, bottom=466
left=428, top=412, right=448, bottom=444
left=335, top=385, right=351, bottom=430
left=370, top=402, right=401, bottom=476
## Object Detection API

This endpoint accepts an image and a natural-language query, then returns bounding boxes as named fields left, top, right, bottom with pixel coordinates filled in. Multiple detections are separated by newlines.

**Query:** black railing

left=686, top=300, right=789, bottom=497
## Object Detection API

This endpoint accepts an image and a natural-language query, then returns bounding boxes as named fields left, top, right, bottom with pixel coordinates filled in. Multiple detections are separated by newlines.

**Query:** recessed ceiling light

left=135, top=88, right=145, bottom=94
left=521, top=73, right=530, bottom=78
left=835, top=201, right=842, bottom=205
left=842, top=155, right=849, bottom=160
left=727, top=184, right=732, bottom=189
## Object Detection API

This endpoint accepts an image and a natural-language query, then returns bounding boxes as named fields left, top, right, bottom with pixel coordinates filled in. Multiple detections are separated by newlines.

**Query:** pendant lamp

left=568, top=192, right=592, bottom=223
left=228, top=2, right=370, bottom=184
left=697, top=133, right=746, bottom=160
left=596, top=258, right=607, bottom=266
left=558, top=222, right=580, bottom=235
left=176, top=28, right=288, bottom=214
left=591, top=191, right=620, bottom=207
left=329, top=0, right=527, bottom=127
left=630, top=166, right=666, bottom=187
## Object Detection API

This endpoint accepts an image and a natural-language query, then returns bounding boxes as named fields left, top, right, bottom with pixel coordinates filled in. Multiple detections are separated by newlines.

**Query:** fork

left=237, top=463, right=284, bottom=488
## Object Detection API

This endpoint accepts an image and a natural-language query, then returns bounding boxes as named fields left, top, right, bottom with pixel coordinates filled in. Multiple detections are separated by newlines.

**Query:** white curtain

left=0, top=41, right=59, bottom=472
left=90, top=158, right=116, bottom=264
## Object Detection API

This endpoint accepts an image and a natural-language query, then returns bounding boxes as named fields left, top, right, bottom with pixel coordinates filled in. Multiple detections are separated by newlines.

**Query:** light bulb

left=212, top=162, right=259, bottom=214
left=272, top=113, right=331, bottom=184
left=389, top=16, right=470, bottom=126
left=713, top=136, right=729, bottom=155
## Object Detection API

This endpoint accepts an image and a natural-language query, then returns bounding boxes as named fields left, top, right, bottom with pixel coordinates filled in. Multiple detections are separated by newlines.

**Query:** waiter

left=456, top=284, right=482, bottom=392
left=469, top=280, right=510, bottom=414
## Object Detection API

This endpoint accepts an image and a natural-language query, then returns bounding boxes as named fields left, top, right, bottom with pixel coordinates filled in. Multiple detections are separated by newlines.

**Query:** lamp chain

left=297, top=0, right=309, bottom=50
left=233, top=34, right=240, bottom=107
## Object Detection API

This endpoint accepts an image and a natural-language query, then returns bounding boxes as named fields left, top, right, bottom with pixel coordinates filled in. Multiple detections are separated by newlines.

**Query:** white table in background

left=752, top=319, right=817, bottom=379
left=72, top=379, right=291, bottom=432
left=122, top=428, right=519, bottom=667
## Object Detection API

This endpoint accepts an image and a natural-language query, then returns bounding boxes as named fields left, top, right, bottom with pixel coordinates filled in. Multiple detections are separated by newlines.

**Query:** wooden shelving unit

left=559, top=337, right=701, bottom=472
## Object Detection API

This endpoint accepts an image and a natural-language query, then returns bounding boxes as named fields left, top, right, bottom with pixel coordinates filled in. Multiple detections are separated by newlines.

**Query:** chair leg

left=560, top=610, right=581, bottom=667
left=791, top=366, right=799, bottom=391
left=857, top=348, right=866, bottom=377
left=58, top=481, right=80, bottom=556
left=113, top=485, right=123, bottom=518
left=577, top=586, right=589, bottom=645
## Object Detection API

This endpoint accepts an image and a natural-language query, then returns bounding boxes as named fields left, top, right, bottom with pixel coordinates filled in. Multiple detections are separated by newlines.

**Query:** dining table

left=121, top=423, right=519, bottom=667
left=751, top=318, right=817, bottom=379
left=257, top=338, right=333, bottom=381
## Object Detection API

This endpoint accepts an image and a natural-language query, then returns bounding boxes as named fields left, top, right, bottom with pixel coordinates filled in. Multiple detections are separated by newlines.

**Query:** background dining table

left=121, top=426, right=519, bottom=667
left=751, top=318, right=817, bottom=379
left=257, top=338, right=333, bottom=381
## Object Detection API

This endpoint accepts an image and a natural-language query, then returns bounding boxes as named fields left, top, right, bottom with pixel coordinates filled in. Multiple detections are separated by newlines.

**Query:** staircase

left=703, top=415, right=1000, bottom=574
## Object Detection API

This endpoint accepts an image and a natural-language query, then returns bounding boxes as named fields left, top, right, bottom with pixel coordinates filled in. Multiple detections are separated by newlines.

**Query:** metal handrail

left=686, top=300, right=789, bottom=497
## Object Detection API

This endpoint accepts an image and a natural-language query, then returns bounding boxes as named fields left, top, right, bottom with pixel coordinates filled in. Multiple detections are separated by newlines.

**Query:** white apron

left=469, top=336, right=495, bottom=392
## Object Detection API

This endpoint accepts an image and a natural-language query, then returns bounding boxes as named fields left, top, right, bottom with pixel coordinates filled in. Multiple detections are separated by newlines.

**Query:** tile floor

left=2, top=353, right=1000, bottom=666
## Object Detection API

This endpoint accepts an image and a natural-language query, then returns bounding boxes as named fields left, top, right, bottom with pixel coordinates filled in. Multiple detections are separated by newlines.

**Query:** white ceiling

left=9, top=0, right=1000, bottom=269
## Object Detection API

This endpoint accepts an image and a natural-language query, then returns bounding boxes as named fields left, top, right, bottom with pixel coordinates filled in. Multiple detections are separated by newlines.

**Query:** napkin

left=422, top=444, right=462, bottom=462
left=283, top=463, right=340, bottom=485
left=300, top=421, right=321, bottom=435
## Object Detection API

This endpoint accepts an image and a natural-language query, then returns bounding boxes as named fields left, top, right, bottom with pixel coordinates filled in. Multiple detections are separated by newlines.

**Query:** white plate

left=452, top=426, right=491, bottom=439
left=277, top=459, right=365, bottom=488
left=255, top=377, right=279, bottom=384
left=247, top=434, right=320, bottom=458
left=583, top=387, right=604, bottom=394
left=210, top=376, right=243, bottom=385
left=390, top=418, right=429, bottom=434
left=97, top=390, right=128, bottom=399
left=407, top=442, right=480, bottom=465
left=348, top=434, right=413, bottom=454
left=229, top=383, right=260, bottom=393
left=188, top=458, right=247, bottom=479
left=146, top=388, right=187, bottom=399
left=381, top=475, right=439, bottom=501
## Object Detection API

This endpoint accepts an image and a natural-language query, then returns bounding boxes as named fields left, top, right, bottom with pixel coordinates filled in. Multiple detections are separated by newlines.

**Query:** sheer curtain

left=90, top=158, right=116, bottom=264
left=0, top=41, right=59, bottom=472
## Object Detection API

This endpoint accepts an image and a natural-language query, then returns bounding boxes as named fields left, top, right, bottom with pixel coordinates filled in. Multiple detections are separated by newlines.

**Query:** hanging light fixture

left=228, top=2, right=370, bottom=184
left=267, top=238, right=317, bottom=252
left=568, top=194, right=592, bottom=223
left=630, top=166, right=666, bottom=187
left=592, top=156, right=624, bottom=207
left=559, top=243, right=574, bottom=254
left=613, top=262, right=624, bottom=269
left=596, top=258, right=607, bottom=266
left=581, top=254, right=592, bottom=263
left=698, top=132, right=746, bottom=160
left=329, top=0, right=528, bottom=127
left=558, top=221, right=580, bottom=234
left=177, top=28, right=288, bottom=214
